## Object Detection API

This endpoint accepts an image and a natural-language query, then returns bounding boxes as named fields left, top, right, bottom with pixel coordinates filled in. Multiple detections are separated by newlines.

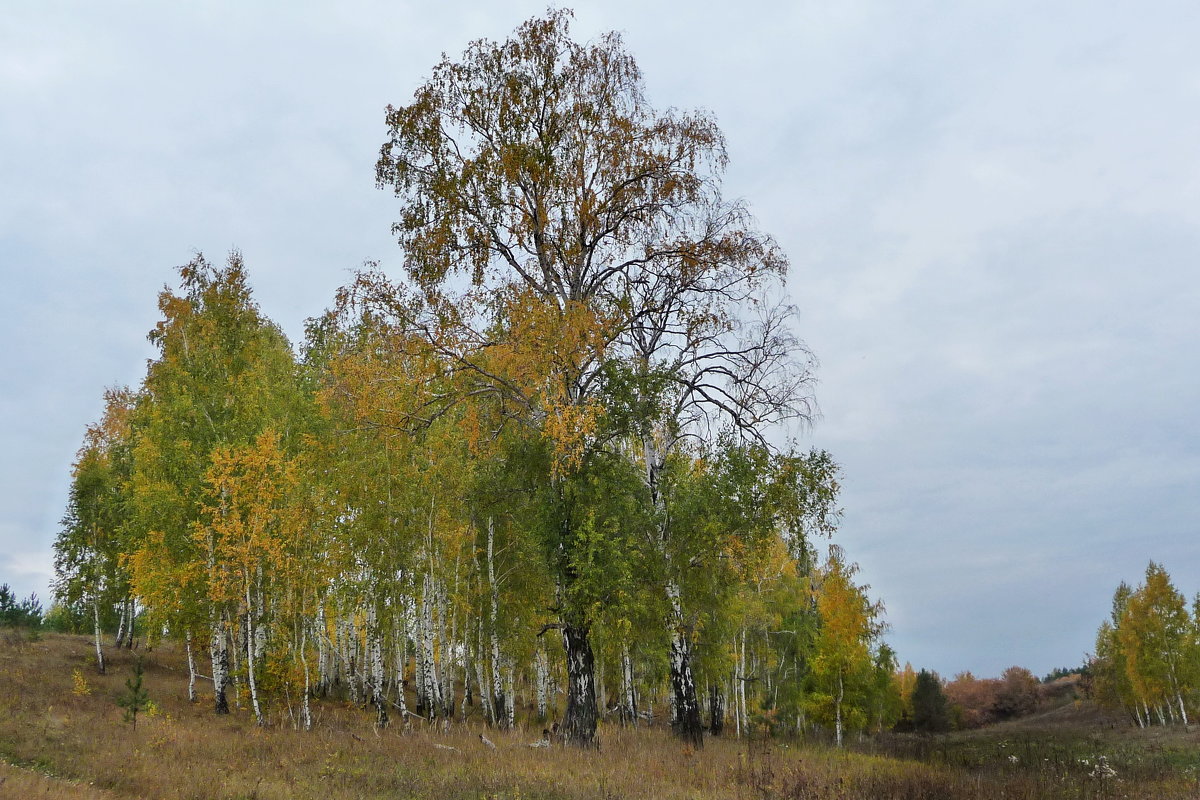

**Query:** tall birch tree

left=376, top=9, right=813, bottom=745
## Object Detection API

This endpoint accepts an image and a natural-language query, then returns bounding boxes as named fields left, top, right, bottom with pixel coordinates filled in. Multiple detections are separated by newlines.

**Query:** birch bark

left=186, top=635, right=197, bottom=703
left=300, top=623, right=313, bottom=731
left=536, top=645, right=550, bottom=722
left=211, top=609, right=230, bottom=714
left=244, top=581, right=264, bottom=725
left=487, top=518, right=508, bottom=728
left=92, top=593, right=106, bottom=675
left=561, top=624, right=598, bottom=746
left=367, top=604, right=389, bottom=727
left=643, top=436, right=704, bottom=746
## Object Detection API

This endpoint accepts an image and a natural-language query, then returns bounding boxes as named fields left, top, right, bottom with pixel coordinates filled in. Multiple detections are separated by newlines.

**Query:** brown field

left=2, top=631, right=1198, bottom=799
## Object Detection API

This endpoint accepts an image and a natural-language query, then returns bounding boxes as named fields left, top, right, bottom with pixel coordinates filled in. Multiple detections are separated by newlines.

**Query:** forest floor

left=3, top=631, right=1200, bottom=799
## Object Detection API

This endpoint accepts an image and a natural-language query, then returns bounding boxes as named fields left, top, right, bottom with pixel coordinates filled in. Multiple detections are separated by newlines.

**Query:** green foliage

left=1092, top=562, right=1200, bottom=726
left=42, top=600, right=89, bottom=633
left=0, top=584, right=43, bottom=629
left=912, top=669, right=950, bottom=733
left=1042, top=665, right=1088, bottom=683
left=116, top=657, right=150, bottom=728
left=49, top=11, right=896, bottom=750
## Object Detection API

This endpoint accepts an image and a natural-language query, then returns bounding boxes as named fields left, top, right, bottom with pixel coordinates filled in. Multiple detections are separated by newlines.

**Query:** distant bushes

left=895, top=664, right=1049, bottom=732
left=945, top=667, right=1042, bottom=729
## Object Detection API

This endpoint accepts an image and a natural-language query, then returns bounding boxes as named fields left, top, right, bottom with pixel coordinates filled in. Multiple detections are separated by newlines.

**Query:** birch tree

left=375, top=9, right=813, bottom=745
left=55, top=388, right=137, bottom=674
left=126, top=252, right=302, bottom=715
left=806, top=545, right=883, bottom=747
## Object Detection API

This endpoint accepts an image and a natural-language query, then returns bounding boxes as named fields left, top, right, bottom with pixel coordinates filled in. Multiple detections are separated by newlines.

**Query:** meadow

left=2, top=632, right=1198, bottom=799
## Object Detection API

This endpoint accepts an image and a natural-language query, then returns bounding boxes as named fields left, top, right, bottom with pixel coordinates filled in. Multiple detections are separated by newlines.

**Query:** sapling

left=117, top=657, right=150, bottom=728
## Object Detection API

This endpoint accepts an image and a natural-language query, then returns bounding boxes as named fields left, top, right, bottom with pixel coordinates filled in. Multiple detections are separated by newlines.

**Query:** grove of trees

left=1092, top=562, right=1200, bottom=727
left=53, top=11, right=898, bottom=748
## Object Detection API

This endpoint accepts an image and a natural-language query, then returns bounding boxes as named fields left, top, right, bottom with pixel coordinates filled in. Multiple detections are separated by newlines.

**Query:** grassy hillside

left=2, top=631, right=1198, bottom=799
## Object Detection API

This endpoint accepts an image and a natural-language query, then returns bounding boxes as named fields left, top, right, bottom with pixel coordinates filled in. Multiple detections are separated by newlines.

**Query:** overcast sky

left=3, top=0, right=1197, bottom=679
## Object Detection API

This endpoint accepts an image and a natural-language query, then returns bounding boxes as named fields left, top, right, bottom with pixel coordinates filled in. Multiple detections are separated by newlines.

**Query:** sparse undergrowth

left=3, top=634, right=1199, bottom=799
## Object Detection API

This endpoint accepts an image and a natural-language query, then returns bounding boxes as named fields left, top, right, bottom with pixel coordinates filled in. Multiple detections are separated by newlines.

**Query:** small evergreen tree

left=117, top=658, right=150, bottom=728
left=912, top=669, right=950, bottom=732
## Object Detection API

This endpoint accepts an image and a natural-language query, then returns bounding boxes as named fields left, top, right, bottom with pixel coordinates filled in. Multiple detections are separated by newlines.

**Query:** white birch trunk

left=394, top=619, right=411, bottom=729
left=230, top=613, right=243, bottom=709
left=245, top=581, right=264, bottom=726
left=487, top=518, right=508, bottom=728
left=253, top=567, right=267, bottom=663
left=476, top=616, right=494, bottom=723
left=835, top=673, right=844, bottom=748
left=186, top=635, right=197, bottom=703
left=347, top=611, right=358, bottom=698
left=441, top=590, right=456, bottom=719
left=738, top=631, right=748, bottom=738
left=300, top=623, right=313, bottom=731
left=536, top=645, right=550, bottom=722
left=114, top=600, right=127, bottom=648
left=505, top=665, right=516, bottom=729
left=316, top=604, right=330, bottom=695
left=421, top=573, right=442, bottom=716
left=211, top=610, right=230, bottom=714
left=411, top=606, right=426, bottom=712
left=367, top=605, right=388, bottom=727
left=733, top=673, right=741, bottom=738
left=92, top=592, right=106, bottom=675
left=620, top=644, right=636, bottom=724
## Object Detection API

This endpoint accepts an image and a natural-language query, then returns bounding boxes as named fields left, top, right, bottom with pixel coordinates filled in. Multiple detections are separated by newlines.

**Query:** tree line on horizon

left=51, top=11, right=902, bottom=749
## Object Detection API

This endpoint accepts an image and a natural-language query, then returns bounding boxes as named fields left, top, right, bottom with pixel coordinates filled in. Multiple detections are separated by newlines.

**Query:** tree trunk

left=618, top=644, right=636, bottom=725
left=186, top=635, right=197, bottom=702
left=114, top=599, right=127, bottom=648
left=476, top=616, right=494, bottom=724
left=395, top=642, right=411, bottom=729
left=535, top=645, right=550, bottom=722
left=253, top=569, right=267, bottom=662
left=367, top=605, right=388, bottom=728
left=487, top=519, right=508, bottom=728
left=708, top=682, right=725, bottom=735
left=317, top=604, right=333, bottom=696
left=835, top=673, right=844, bottom=748
left=561, top=623, right=598, bottom=747
left=505, top=664, right=516, bottom=729
left=643, top=435, right=703, bottom=747
left=300, top=623, right=313, bottom=731
left=667, top=584, right=703, bottom=747
left=393, top=620, right=412, bottom=730
left=92, top=593, right=106, bottom=675
left=211, top=611, right=230, bottom=714
left=420, top=573, right=442, bottom=717
left=737, top=631, right=748, bottom=738
left=245, top=583, right=264, bottom=726
left=230, top=613, right=243, bottom=709
left=123, top=598, right=136, bottom=648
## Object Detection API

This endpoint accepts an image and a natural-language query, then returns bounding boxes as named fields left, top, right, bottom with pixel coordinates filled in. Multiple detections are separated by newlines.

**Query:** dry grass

left=2, top=632, right=1197, bottom=799
left=0, top=759, right=122, bottom=799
